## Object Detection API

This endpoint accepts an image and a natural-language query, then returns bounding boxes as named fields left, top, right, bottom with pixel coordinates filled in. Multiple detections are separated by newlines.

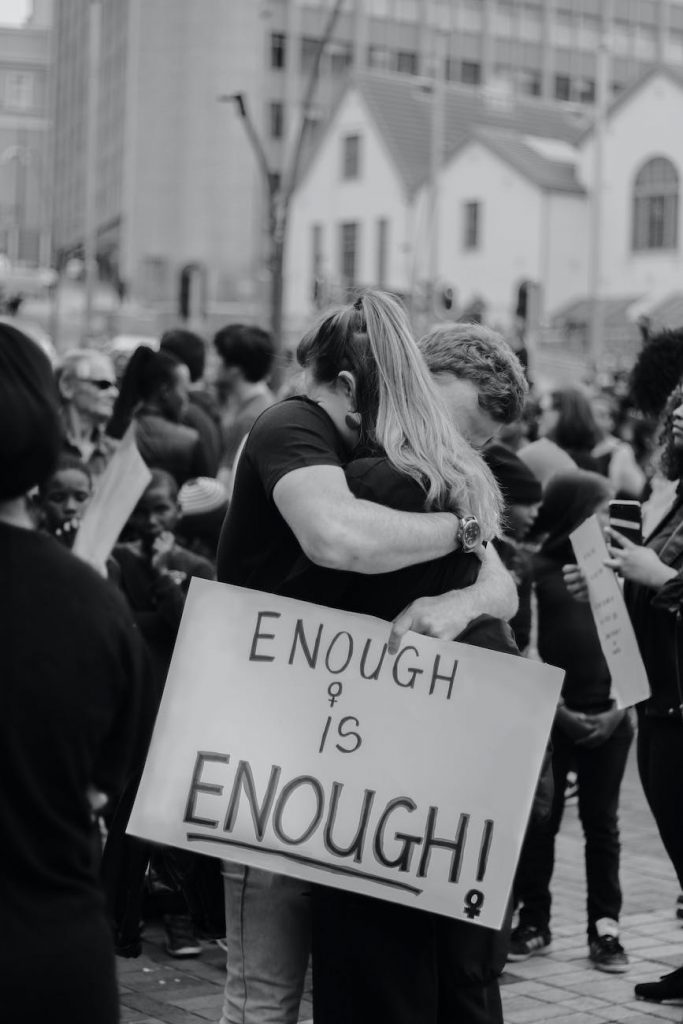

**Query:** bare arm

left=273, top=464, right=458, bottom=574
left=387, top=542, right=519, bottom=653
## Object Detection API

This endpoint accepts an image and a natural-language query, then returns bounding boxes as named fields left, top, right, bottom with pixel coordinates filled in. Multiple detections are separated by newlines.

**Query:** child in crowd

left=484, top=441, right=543, bottom=652
left=36, top=453, right=93, bottom=547
left=509, top=470, right=633, bottom=973
left=102, top=468, right=223, bottom=959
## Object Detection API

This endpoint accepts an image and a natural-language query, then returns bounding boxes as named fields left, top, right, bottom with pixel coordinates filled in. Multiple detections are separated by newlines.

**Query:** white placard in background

left=571, top=515, right=650, bottom=707
left=128, top=580, right=563, bottom=929
left=73, top=426, right=151, bottom=570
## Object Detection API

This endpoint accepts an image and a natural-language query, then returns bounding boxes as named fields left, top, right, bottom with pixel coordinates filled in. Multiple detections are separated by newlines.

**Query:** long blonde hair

left=297, top=290, right=502, bottom=538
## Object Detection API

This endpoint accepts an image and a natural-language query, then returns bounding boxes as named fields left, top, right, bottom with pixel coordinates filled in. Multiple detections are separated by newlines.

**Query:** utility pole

left=219, top=0, right=344, bottom=390
left=83, top=0, right=101, bottom=344
left=427, top=2, right=446, bottom=321
left=587, top=0, right=612, bottom=377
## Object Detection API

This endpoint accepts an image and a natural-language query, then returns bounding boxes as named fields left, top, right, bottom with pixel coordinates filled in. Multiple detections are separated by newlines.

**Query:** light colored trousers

left=220, top=862, right=312, bottom=1024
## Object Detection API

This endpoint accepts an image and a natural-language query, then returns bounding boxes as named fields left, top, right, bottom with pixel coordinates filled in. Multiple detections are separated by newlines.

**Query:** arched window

left=632, top=158, right=679, bottom=251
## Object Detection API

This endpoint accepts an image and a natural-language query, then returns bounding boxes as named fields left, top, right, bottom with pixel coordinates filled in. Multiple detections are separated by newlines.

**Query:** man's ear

left=337, top=370, right=357, bottom=409
left=57, top=371, right=75, bottom=401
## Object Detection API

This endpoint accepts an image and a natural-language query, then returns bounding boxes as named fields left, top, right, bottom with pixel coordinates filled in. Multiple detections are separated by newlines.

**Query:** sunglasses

left=77, top=377, right=117, bottom=391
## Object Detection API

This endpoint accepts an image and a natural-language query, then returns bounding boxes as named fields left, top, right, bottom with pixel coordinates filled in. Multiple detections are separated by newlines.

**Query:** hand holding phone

left=608, top=500, right=642, bottom=546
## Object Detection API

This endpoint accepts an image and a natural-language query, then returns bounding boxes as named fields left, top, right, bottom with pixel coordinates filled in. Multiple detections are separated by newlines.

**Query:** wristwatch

left=456, top=514, right=481, bottom=552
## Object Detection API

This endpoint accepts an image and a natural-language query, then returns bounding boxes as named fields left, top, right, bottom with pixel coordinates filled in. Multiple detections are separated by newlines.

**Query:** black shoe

left=507, top=924, right=552, bottom=961
left=163, top=914, right=201, bottom=958
left=589, top=934, right=629, bottom=973
left=635, top=966, right=683, bottom=1003
left=677, top=894, right=683, bottom=920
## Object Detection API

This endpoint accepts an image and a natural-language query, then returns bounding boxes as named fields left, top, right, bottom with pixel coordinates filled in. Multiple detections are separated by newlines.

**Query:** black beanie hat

left=484, top=441, right=543, bottom=506
left=0, top=323, right=62, bottom=499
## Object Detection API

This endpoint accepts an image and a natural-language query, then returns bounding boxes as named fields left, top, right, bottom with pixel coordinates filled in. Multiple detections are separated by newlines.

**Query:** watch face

left=462, top=517, right=481, bottom=550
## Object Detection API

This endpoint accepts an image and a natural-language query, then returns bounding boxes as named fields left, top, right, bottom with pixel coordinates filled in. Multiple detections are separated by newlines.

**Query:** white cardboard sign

left=72, top=427, right=151, bottom=569
left=571, top=515, right=650, bottom=708
left=128, top=580, right=563, bottom=929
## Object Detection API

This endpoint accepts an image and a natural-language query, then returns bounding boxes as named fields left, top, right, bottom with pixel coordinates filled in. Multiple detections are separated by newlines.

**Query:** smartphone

left=608, top=500, right=643, bottom=545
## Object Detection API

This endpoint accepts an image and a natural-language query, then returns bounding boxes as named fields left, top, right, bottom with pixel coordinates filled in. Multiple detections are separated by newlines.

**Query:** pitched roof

left=550, top=295, right=642, bottom=329
left=578, top=65, right=683, bottom=142
left=352, top=71, right=588, bottom=195
left=469, top=128, right=584, bottom=194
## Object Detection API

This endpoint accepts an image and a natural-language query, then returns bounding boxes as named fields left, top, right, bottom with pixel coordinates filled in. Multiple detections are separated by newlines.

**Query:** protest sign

left=128, top=580, right=563, bottom=929
left=571, top=514, right=650, bottom=707
left=73, top=427, right=151, bottom=569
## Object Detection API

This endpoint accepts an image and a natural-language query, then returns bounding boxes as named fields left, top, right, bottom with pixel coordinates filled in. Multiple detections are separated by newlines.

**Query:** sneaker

left=635, top=965, right=683, bottom=1003
left=507, top=924, right=552, bottom=961
left=213, top=936, right=229, bottom=954
left=163, top=914, right=201, bottom=958
left=589, top=918, right=629, bottom=973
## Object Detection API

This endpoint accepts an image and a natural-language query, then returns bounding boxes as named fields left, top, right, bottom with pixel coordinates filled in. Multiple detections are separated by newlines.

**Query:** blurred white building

left=286, top=67, right=683, bottom=343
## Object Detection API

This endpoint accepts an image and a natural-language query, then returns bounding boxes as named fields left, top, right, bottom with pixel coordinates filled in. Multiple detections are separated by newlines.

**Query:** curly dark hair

left=629, top=328, right=683, bottom=417
left=657, top=384, right=683, bottom=481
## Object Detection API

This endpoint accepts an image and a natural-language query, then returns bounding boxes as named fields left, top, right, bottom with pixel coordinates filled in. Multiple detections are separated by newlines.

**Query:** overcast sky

left=0, top=0, right=29, bottom=27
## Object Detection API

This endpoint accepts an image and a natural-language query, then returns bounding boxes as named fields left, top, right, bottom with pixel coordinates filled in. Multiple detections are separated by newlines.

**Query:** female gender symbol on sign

left=327, top=681, right=343, bottom=707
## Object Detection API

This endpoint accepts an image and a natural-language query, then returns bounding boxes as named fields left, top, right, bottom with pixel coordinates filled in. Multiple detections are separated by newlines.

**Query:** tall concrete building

left=0, top=0, right=52, bottom=268
left=50, top=0, right=683, bottom=321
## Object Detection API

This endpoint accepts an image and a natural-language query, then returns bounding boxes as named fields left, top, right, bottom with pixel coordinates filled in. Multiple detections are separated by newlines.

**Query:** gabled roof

left=467, top=128, right=584, bottom=194
left=349, top=72, right=588, bottom=196
left=578, top=65, right=683, bottom=142
left=551, top=295, right=642, bottom=329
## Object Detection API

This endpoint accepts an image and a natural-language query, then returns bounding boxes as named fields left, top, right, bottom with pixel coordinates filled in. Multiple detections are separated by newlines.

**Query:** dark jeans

left=514, top=714, right=633, bottom=938
left=636, top=708, right=683, bottom=890
left=313, top=887, right=510, bottom=1024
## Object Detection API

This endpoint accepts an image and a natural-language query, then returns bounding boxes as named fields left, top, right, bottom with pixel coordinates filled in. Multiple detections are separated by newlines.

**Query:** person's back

left=0, top=523, right=146, bottom=1019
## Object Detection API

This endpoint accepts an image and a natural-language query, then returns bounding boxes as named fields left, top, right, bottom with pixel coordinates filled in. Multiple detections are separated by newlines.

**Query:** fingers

left=388, top=609, right=413, bottom=656
left=605, top=526, right=634, bottom=549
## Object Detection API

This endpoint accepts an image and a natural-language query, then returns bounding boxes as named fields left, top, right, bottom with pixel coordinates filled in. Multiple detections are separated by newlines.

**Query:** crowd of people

left=3, top=294, right=683, bottom=1024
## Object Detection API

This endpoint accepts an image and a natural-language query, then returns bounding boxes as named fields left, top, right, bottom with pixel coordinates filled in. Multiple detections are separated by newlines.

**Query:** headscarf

left=534, top=469, right=612, bottom=564
left=0, top=323, right=62, bottom=499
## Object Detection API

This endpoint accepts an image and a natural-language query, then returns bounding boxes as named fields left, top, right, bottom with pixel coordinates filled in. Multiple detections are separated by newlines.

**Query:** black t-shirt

left=281, top=457, right=480, bottom=619
left=216, top=396, right=346, bottom=592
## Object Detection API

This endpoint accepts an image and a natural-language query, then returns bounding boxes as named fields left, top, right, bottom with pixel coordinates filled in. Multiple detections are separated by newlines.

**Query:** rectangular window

left=463, top=201, right=481, bottom=250
left=554, top=74, right=572, bottom=101
left=342, top=133, right=361, bottom=180
left=367, top=44, right=391, bottom=69
left=311, top=223, right=323, bottom=304
left=270, top=33, right=286, bottom=70
left=340, top=222, right=359, bottom=289
left=301, top=36, right=321, bottom=74
left=577, top=77, right=595, bottom=104
left=269, top=101, right=284, bottom=140
left=519, top=69, right=542, bottom=96
left=396, top=50, right=418, bottom=75
left=329, top=42, right=353, bottom=75
left=5, top=71, right=34, bottom=110
left=376, top=218, right=389, bottom=287
left=577, top=14, right=600, bottom=50
left=461, top=61, right=482, bottom=85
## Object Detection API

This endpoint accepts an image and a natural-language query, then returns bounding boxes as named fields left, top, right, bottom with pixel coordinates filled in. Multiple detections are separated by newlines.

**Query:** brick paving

left=117, top=745, right=683, bottom=1023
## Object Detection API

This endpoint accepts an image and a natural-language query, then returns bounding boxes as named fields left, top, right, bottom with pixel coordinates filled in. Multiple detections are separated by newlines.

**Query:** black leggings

left=636, top=709, right=683, bottom=890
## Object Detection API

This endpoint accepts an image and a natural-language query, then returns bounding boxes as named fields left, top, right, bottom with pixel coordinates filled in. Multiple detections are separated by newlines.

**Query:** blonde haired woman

left=216, top=290, right=514, bottom=1024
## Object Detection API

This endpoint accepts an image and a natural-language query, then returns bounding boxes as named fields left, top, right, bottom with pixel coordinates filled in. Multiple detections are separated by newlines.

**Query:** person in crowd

left=215, top=293, right=519, bottom=1024
left=176, top=476, right=229, bottom=563
left=56, top=348, right=119, bottom=477
left=213, top=323, right=276, bottom=493
left=102, top=469, right=222, bottom=959
left=510, top=471, right=633, bottom=973
left=160, top=328, right=223, bottom=475
left=0, top=322, right=147, bottom=1023
left=590, top=391, right=647, bottom=499
left=484, top=442, right=543, bottom=653
left=590, top=379, right=683, bottom=1002
left=108, top=346, right=210, bottom=484
left=517, top=436, right=577, bottom=490
left=537, top=386, right=602, bottom=471
left=36, top=452, right=93, bottom=547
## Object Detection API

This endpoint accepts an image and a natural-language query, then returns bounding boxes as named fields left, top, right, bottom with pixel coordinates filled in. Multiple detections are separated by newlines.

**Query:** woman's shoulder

left=345, top=457, right=426, bottom=512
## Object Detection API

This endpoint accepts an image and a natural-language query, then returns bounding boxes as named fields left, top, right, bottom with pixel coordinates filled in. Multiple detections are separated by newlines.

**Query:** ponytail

left=108, top=346, right=179, bottom=439
left=298, top=290, right=502, bottom=538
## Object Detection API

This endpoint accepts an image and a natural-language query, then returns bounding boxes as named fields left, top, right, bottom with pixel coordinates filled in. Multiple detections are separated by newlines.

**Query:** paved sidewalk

left=117, top=748, right=683, bottom=1023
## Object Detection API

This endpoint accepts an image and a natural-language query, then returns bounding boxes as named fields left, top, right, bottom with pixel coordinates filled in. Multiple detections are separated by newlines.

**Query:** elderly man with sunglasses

left=57, top=349, right=120, bottom=478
